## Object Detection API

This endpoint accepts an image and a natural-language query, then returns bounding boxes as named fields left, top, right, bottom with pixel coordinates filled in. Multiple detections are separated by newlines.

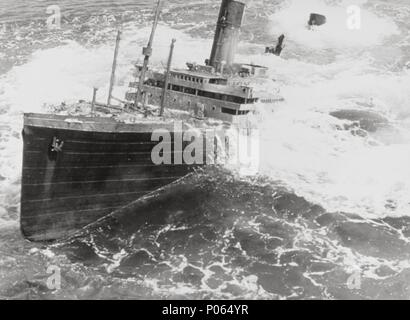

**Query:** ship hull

left=21, top=113, right=207, bottom=241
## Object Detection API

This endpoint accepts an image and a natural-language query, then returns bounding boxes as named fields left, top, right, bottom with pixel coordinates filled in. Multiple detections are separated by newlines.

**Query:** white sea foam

left=0, top=25, right=211, bottom=114
left=222, top=0, right=410, bottom=219
left=249, top=52, right=410, bottom=219
left=269, top=0, right=400, bottom=49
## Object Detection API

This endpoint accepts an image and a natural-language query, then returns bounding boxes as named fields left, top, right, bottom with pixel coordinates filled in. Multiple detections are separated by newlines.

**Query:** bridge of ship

left=126, top=67, right=262, bottom=120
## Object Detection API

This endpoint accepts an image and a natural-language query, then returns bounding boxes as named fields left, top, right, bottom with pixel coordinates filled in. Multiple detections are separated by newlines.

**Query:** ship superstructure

left=125, top=0, right=278, bottom=124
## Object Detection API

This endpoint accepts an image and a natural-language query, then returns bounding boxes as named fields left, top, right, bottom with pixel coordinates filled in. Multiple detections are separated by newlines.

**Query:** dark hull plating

left=21, top=113, right=205, bottom=241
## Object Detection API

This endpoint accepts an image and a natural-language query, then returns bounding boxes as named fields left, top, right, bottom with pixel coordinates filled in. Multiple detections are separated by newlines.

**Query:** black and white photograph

left=0, top=0, right=410, bottom=303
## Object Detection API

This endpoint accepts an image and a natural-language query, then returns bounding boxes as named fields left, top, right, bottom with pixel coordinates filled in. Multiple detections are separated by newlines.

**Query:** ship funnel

left=209, top=0, right=245, bottom=71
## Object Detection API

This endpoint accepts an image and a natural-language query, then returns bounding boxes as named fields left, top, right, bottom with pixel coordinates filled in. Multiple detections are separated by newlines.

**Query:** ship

left=20, top=0, right=282, bottom=242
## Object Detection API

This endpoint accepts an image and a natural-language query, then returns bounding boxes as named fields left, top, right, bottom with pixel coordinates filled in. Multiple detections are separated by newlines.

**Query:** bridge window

left=209, top=78, right=228, bottom=85
left=184, top=87, right=196, bottom=95
left=245, top=98, right=258, bottom=104
left=172, top=85, right=183, bottom=92
left=226, top=95, right=246, bottom=104
left=198, top=90, right=216, bottom=99
left=221, top=107, right=237, bottom=115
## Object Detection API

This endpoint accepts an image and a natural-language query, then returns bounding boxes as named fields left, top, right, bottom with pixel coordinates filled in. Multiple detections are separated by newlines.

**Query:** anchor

left=48, top=137, right=64, bottom=161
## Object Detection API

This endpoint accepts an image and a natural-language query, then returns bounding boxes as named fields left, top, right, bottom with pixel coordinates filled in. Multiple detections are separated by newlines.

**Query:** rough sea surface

left=1, top=0, right=410, bottom=299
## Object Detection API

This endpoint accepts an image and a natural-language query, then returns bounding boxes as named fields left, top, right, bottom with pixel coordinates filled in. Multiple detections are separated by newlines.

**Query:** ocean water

left=1, top=0, right=410, bottom=300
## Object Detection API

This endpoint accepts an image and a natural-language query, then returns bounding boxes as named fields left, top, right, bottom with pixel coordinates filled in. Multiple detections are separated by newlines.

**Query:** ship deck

left=24, top=113, right=183, bottom=133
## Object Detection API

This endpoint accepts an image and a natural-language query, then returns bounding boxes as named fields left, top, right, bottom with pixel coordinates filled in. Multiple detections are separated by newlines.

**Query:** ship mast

left=160, top=38, right=176, bottom=116
left=134, top=0, right=162, bottom=108
left=107, top=29, right=122, bottom=106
